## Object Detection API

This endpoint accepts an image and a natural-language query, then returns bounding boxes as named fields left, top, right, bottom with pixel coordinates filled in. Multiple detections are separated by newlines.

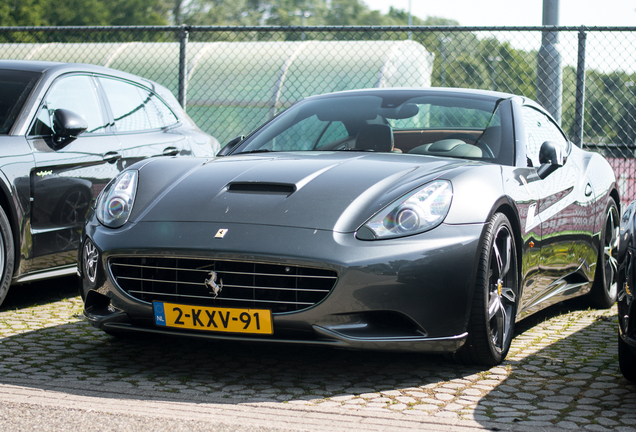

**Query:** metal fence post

left=537, top=0, right=562, bottom=124
left=573, top=27, right=587, bottom=147
left=178, top=25, right=189, bottom=110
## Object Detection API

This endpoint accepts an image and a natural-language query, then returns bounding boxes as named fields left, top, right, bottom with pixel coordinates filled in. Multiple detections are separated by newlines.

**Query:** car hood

left=132, top=152, right=475, bottom=233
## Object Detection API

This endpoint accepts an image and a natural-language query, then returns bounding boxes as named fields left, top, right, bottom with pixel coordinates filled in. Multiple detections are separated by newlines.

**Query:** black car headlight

left=96, top=170, right=138, bottom=228
left=359, top=180, right=453, bottom=240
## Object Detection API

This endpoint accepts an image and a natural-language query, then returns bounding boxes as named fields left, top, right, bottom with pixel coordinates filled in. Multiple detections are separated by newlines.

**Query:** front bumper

left=82, top=219, right=484, bottom=353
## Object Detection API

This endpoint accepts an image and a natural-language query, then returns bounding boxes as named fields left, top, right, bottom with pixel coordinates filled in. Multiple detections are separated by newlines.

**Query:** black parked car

left=617, top=200, right=636, bottom=381
left=81, top=88, right=618, bottom=366
left=0, top=60, right=219, bottom=306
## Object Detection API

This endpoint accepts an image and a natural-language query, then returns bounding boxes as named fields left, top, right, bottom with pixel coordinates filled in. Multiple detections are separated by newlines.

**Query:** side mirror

left=52, top=109, right=87, bottom=149
left=537, top=140, right=564, bottom=179
left=216, top=135, right=245, bottom=157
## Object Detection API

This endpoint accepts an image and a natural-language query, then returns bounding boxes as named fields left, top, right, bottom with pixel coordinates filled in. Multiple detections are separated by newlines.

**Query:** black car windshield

left=0, top=69, right=41, bottom=134
left=236, top=92, right=511, bottom=164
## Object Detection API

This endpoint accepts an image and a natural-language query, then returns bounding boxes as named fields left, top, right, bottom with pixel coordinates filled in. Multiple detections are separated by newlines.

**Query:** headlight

left=359, top=180, right=453, bottom=240
left=96, top=170, right=138, bottom=228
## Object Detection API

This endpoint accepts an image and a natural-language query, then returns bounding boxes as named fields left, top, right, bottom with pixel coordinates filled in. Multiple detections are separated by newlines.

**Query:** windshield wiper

left=235, top=149, right=273, bottom=155
left=335, top=147, right=374, bottom=152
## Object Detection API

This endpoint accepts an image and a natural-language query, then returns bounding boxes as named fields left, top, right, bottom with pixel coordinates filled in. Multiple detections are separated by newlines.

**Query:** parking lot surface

left=0, top=279, right=634, bottom=431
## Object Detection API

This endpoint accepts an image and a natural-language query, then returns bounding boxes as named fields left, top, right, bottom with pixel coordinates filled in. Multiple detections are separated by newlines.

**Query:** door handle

left=103, top=151, right=122, bottom=163
left=163, top=146, right=180, bottom=156
left=585, top=183, right=593, bottom=197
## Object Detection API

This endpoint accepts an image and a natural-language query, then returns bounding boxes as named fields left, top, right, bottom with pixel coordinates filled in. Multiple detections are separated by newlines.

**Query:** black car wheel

left=590, top=199, right=619, bottom=309
left=80, top=238, right=99, bottom=301
left=618, top=334, right=636, bottom=382
left=0, top=206, right=15, bottom=306
left=455, top=213, right=518, bottom=366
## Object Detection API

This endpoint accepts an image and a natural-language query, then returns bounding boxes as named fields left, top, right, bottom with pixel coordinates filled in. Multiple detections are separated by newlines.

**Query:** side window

left=522, top=106, right=568, bottom=167
left=30, top=75, right=107, bottom=136
left=98, top=77, right=178, bottom=132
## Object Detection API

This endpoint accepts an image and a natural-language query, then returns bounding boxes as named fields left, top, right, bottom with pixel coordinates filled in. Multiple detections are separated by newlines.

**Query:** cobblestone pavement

left=0, top=281, right=635, bottom=431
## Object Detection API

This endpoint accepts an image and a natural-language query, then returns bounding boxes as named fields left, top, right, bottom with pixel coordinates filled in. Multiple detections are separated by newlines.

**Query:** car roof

left=0, top=59, right=152, bottom=86
left=302, top=86, right=545, bottom=116
left=0, top=59, right=61, bottom=73
left=306, top=86, right=518, bottom=102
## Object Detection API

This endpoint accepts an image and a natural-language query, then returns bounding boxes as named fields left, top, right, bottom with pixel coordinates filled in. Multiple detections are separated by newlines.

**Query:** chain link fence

left=2, top=25, right=636, bottom=204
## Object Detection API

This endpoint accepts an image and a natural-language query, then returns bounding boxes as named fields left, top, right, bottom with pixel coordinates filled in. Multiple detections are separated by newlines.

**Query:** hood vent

left=228, top=182, right=296, bottom=194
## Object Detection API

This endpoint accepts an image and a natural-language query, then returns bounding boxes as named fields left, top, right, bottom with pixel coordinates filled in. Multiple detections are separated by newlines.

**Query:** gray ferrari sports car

left=80, top=88, right=619, bottom=366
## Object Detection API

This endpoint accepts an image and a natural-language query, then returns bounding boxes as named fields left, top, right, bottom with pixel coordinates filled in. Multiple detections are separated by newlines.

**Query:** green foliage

left=0, top=0, right=169, bottom=26
left=0, top=0, right=47, bottom=26
left=181, top=0, right=265, bottom=25
left=41, top=0, right=111, bottom=26
left=104, top=0, right=170, bottom=25
left=584, top=70, right=636, bottom=144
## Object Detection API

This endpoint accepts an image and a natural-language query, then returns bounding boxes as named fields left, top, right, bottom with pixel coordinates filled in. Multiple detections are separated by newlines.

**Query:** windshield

left=0, top=69, right=41, bottom=134
left=236, top=92, right=511, bottom=164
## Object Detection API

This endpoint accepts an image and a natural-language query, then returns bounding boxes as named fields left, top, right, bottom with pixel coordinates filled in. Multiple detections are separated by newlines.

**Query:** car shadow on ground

left=0, top=276, right=79, bottom=312
left=0, top=280, right=634, bottom=429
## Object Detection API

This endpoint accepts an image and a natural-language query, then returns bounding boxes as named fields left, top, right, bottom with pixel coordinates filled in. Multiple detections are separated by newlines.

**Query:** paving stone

left=0, top=293, right=632, bottom=429
left=557, top=421, right=582, bottom=429
left=412, top=404, right=440, bottom=411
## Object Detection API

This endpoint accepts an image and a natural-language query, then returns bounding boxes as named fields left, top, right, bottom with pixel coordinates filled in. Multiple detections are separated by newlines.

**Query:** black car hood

left=133, top=152, right=474, bottom=233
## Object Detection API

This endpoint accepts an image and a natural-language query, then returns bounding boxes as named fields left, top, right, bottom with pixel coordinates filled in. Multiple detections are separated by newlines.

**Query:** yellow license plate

left=153, top=302, right=273, bottom=335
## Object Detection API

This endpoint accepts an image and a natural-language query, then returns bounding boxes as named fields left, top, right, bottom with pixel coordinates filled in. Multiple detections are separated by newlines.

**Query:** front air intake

left=109, top=257, right=337, bottom=314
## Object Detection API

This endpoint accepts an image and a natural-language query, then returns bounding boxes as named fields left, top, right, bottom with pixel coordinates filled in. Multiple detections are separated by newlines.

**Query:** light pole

left=293, top=10, right=313, bottom=41
left=489, top=56, right=501, bottom=91
left=440, top=37, right=451, bottom=87
left=537, top=0, right=562, bottom=124
left=408, top=0, right=412, bottom=40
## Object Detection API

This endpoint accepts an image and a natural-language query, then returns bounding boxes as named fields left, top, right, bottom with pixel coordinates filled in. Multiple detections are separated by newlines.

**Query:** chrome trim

left=13, top=265, right=78, bottom=284
left=116, top=275, right=330, bottom=293
left=111, top=262, right=337, bottom=279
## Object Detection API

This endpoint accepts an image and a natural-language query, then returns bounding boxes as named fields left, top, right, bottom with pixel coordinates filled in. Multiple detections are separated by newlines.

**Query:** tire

left=589, top=199, right=619, bottom=309
left=618, top=333, right=636, bottom=382
left=0, top=206, right=15, bottom=307
left=454, top=213, right=519, bottom=366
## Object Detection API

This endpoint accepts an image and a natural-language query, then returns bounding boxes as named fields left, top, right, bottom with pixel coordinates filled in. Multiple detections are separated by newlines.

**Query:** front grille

left=109, top=257, right=338, bottom=313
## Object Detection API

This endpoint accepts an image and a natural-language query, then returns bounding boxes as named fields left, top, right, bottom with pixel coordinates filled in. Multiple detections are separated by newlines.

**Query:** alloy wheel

left=603, top=204, right=620, bottom=300
left=488, top=224, right=517, bottom=354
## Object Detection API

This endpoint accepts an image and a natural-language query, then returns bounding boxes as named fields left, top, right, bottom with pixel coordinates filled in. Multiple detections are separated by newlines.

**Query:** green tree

left=0, top=0, right=47, bottom=26
left=41, top=0, right=110, bottom=25
left=325, top=0, right=382, bottom=25
left=263, top=0, right=328, bottom=26
left=181, top=0, right=264, bottom=25
left=102, top=0, right=170, bottom=25
left=386, top=8, right=459, bottom=26
left=0, top=0, right=170, bottom=26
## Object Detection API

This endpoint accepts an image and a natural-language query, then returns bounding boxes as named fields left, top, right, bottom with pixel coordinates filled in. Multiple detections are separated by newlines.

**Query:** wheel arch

left=0, top=178, right=21, bottom=278
left=491, top=199, right=524, bottom=299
